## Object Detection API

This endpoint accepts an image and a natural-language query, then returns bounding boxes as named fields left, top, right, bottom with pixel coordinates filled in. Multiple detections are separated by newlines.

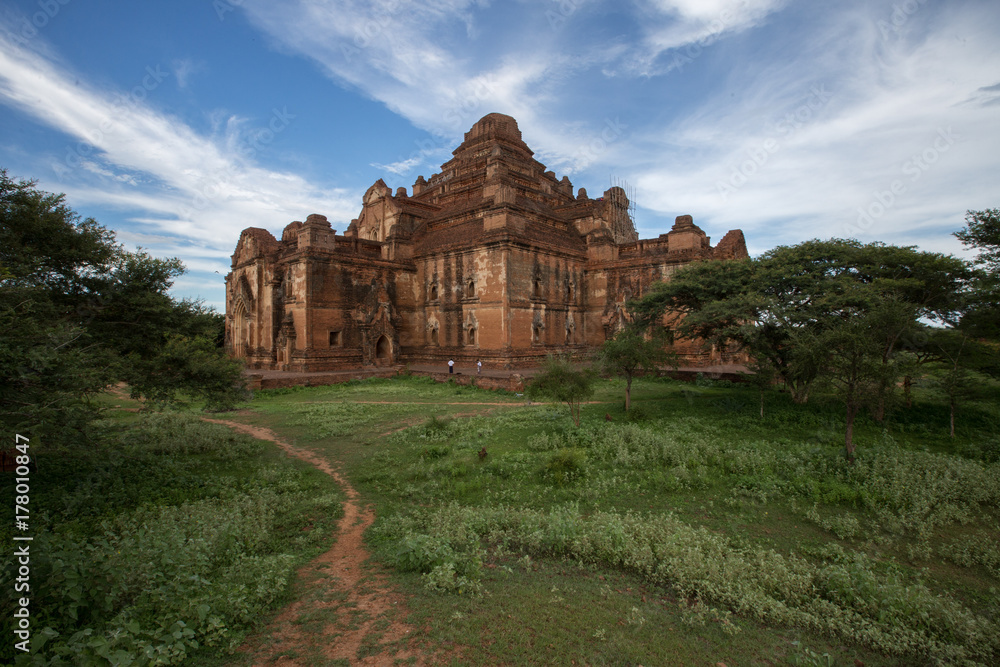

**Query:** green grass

left=0, top=407, right=344, bottom=667
left=240, top=373, right=999, bottom=666
left=9, top=373, right=996, bottom=665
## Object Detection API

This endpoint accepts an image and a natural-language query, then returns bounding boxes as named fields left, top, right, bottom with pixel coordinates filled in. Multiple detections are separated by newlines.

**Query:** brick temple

left=225, top=113, right=748, bottom=370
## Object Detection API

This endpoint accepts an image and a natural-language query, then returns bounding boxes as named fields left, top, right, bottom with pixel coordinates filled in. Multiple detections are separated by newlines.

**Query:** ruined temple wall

left=226, top=116, right=750, bottom=371
left=506, top=244, right=589, bottom=353
left=226, top=258, right=279, bottom=368
left=590, top=250, right=744, bottom=365
left=296, top=258, right=361, bottom=369
left=412, top=243, right=505, bottom=353
left=260, top=250, right=414, bottom=371
left=581, top=263, right=611, bottom=347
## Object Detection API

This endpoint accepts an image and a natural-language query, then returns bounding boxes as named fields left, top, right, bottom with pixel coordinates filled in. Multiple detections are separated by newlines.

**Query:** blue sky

left=2, top=0, right=998, bottom=311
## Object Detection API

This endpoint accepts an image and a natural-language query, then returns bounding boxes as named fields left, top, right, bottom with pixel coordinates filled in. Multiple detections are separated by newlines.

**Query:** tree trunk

left=950, top=399, right=955, bottom=438
left=845, top=403, right=858, bottom=463
left=791, top=383, right=810, bottom=405
left=625, top=374, right=632, bottom=412
left=874, top=395, right=885, bottom=423
left=759, top=388, right=764, bottom=419
left=903, top=375, right=912, bottom=408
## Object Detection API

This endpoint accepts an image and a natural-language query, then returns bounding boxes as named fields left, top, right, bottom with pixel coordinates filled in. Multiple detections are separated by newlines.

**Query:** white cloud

left=0, top=30, right=359, bottom=255
left=3, top=0, right=996, bottom=307
left=622, top=0, right=787, bottom=75
left=371, top=155, right=424, bottom=175
left=239, top=0, right=561, bottom=142
left=624, top=4, right=1000, bottom=251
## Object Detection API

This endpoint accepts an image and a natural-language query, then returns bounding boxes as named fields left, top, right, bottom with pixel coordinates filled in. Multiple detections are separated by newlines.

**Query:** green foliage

left=788, top=641, right=834, bottom=666
left=216, top=373, right=1000, bottom=664
left=526, top=355, right=596, bottom=425
left=806, top=291, right=919, bottom=457
left=597, top=325, right=675, bottom=411
left=633, top=239, right=973, bottom=407
left=542, top=448, right=588, bottom=485
left=394, top=532, right=484, bottom=595
left=0, top=413, right=342, bottom=666
left=374, top=502, right=997, bottom=663
left=956, top=208, right=1000, bottom=272
left=953, top=208, right=1000, bottom=340
left=0, top=169, right=116, bottom=294
left=0, top=170, right=245, bottom=443
left=124, top=334, right=249, bottom=411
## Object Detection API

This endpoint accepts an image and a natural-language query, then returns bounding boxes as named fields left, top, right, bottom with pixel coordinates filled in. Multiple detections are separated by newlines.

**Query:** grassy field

left=235, top=374, right=1000, bottom=666
left=0, top=400, right=344, bottom=666
left=6, top=373, right=996, bottom=666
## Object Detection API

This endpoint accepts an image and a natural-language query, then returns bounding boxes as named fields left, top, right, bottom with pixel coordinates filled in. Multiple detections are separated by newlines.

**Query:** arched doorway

left=233, top=302, right=249, bottom=358
left=375, top=335, right=391, bottom=365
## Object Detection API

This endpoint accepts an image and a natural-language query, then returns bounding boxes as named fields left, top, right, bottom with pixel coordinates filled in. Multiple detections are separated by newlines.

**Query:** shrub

left=541, top=448, right=588, bottom=486
left=372, top=503, right=998, bottom=664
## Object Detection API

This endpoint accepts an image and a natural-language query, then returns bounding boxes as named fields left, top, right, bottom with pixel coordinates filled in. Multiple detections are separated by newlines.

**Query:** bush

left=373, top=503, right=998, bottom=664
left=542, top=448, right=588, bottom=485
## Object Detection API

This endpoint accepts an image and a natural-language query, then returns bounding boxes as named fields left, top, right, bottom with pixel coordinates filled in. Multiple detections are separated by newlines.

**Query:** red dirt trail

left=202, top=418, right=440, bottom=666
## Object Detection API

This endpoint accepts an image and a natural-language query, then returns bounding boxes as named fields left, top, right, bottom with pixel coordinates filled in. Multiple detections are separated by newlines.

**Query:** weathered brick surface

left=226, top=114, right=749, bottom=371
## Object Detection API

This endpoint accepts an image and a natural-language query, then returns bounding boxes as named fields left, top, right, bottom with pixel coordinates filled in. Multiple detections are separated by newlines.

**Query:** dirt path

left=305, top=400, right=522, bottom=406
left=203, top=419, right=437, bottom=666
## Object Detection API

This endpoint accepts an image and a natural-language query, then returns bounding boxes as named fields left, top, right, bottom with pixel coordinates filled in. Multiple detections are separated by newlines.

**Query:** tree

left=526, top=355, right=596, bottom=426
left=956, top=208, right=1000, bottom=271
left=596, top=325, right=675, bottom=412
left=125, top=333, right=248, bottom=411
left=633, top=239, right=972, bottom=407
left=745, top=355, right=777, bottom=419
left=804, top=291, right=919, bottom=461
left=0, top=170, right=246, bottom=441
left=924, top=328, right=995, bottom=438
left=956, top=208, right=1000, bottom=339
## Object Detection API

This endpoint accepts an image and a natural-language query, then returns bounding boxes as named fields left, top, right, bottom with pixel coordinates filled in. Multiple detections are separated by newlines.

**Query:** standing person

left=477, top=360, right=482, bottom=374
left=448, top=359, right=455, bottom=374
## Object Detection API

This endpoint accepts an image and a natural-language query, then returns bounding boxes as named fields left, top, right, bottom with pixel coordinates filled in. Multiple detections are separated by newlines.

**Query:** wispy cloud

left=628, top=0, right=788, bottom=74
left=370, top=154, right=424, bottom=176
left=171, top=58, right=203, bottom=90
left=0, top=28, right=358, bottom=250
left=626, top=3, right=1000, bottom=255
left=2, top=0, right=997, bottom=315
